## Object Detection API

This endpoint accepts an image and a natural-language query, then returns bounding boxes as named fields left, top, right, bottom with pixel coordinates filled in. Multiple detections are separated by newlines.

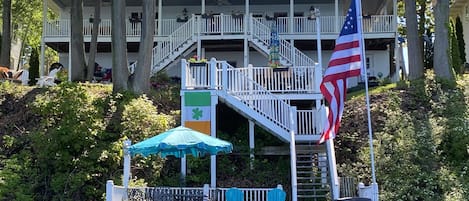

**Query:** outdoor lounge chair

left=226, top=188, right=243, bottom=201
left=36, top=67, right=61, bottom=87
left=267, top=188, right=286, bottom=201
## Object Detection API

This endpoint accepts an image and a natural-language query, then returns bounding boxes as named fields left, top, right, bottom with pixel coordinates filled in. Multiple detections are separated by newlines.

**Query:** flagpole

left=356, top=0, right=378, bottom=200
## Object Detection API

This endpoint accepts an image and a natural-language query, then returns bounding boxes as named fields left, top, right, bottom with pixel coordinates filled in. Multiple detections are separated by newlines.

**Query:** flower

left=188, top=55, right=207, bottom=63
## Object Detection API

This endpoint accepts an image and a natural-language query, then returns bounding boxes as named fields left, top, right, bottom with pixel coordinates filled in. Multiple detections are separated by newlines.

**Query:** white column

left=158, top=0, right=162, bottom=36
left=326, top=139, right=339, bottom=200
left=40, top=0, right=48, bottom=77
left=210, top=78, right=219, bottom=188
left=243, top=0, right=249, bottom=67
left=289, top=107, right=298, bottom=201
left=201, top=0, right=206, bottom=14
left=289, top=0, right=294, bottom=34
left=249, top=120, right=255, bottom=170
left=106, top=180, right=114, bottom=201
left=393, top=0, right=399, bottom=81
left=68, top=10, right=72, bottom=82
left=335, top=0, right=339, bottom=33
left=316, top=13, right=322, bottom=70
left=123, top=140, right=131, bottom=188
left=180, top=89, right=187, bottom=185
left=203, top=184, right=210, bottom=201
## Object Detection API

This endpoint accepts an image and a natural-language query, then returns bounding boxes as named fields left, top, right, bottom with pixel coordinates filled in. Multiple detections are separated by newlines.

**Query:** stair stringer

left=150, top=17, right=198, bottom=74
left=152, top=39, right=196, bottom=73
left=217, top=90, right=290, bottom=142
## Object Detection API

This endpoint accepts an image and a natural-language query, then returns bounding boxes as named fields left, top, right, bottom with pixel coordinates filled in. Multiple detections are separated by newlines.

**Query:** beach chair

left=226, top=188, right=243, bottom=201
left=37, top=67, right=61, bottom=87
left=267, top=188, right=286, bottom=201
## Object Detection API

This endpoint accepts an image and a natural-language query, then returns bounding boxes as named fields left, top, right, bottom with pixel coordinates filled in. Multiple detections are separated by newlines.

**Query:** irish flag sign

left=184, top=92, right=211, bottom=135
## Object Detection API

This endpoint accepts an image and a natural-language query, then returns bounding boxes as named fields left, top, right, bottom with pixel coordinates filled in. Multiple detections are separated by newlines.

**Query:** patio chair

left=36, top=66, right=61, bottom=87
left=226, top=188, right=243, bottom=201
left=267, top=188, right=286, bottom=201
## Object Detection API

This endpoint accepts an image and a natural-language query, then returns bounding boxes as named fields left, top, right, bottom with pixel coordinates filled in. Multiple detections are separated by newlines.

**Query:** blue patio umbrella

left=129, top=126, right=233, bottom=158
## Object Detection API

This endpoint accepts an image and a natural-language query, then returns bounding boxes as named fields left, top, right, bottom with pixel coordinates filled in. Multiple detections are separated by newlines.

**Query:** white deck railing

left=44, top=19, right=182, bottom=37
left=251, top=17, right=317, bottom=68
left=106, top=180, right=283, bottom=201
left=181, top=59, right=324, bottom=137
left=218, top=62, right=293, bottom=133
left=44, top=15, right=395, bottom=38
left=150, top=17, right=196, bottom=72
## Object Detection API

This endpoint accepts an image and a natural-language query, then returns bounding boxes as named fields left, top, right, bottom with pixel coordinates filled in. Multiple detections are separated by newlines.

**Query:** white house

left=43, top=0, right=397, bottom=200
left=451, top=0, right=469, bottom=63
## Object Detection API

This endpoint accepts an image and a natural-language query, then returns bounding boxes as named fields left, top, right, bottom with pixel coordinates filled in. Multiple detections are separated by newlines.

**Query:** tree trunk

left=130, top=0, right=155, bottom=94
left=112, top=0, right=129, bottom=92
left=87, top=0, right=102, bottom=81
left=0, top=0, right=12, bottom=68
left=404, top=0, right=424, bottom=80
left=433, top=0, right=453, bottom=80
left=70, top=0, right=87, bottom=81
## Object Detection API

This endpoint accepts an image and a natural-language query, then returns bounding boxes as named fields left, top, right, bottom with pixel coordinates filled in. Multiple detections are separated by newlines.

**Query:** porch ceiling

left=52, top=0, right=391, bottom=13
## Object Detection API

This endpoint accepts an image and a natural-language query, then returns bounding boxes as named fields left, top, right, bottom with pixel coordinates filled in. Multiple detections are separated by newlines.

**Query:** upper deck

left=44, top=14, right=395, bottom=43
left=45, top=0, right=396, bottom=44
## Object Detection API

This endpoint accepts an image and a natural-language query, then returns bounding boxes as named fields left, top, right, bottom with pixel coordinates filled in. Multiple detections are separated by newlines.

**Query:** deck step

left=295, top=143, right=329, bottom=200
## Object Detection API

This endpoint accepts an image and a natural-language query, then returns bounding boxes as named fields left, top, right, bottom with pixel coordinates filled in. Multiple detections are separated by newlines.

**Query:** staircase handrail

left=216, top=60, right=293, bottom=132
left=150, top=16, right=196, bottom=73
left=250, top=16, right=317, bottom=67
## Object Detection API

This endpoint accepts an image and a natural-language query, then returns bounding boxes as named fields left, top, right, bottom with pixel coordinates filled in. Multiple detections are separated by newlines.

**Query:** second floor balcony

left=44, top=13, right=396, bottom=43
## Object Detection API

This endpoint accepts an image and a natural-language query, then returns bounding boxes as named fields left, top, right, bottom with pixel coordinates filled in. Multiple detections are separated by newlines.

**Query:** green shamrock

left=192, top=108, right=203, bottom=120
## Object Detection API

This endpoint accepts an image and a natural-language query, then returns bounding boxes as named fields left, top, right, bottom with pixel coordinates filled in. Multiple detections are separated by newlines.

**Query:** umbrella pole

left=123, top=140, right=131, bottom=188
left=181, top=155, right=187, bottom=186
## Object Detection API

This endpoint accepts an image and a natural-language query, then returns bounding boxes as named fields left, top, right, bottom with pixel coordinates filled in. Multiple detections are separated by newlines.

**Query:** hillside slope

left=0, top=74, right=468, bottom=200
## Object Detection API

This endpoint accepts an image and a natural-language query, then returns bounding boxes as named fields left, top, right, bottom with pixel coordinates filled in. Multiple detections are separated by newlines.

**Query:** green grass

left=347, top=83, right=396, bottom=100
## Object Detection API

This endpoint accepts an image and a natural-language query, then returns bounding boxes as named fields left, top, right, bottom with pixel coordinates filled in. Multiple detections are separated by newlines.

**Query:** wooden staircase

left=149, top=14, right=317, bottom=76
left=296, top=144, right=330, bottom=201
left=182, top=59, right=337, bottom=201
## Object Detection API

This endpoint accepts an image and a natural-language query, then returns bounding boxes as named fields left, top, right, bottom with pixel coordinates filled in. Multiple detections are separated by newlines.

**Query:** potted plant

left=188, top=55, right=207, bottom=67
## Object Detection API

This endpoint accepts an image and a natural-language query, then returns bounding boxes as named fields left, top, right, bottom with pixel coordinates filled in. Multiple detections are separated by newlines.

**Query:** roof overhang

left=49, top=0, right=389, bottom=9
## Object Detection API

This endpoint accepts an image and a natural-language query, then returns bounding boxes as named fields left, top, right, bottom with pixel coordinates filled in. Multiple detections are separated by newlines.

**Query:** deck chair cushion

left=226, top=188, right=243, bottom=201
left=267, top=188, right=286, bottom=201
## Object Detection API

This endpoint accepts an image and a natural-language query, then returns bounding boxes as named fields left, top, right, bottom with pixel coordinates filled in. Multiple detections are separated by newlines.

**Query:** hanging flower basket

left=188, top=55, right=208, bottom=66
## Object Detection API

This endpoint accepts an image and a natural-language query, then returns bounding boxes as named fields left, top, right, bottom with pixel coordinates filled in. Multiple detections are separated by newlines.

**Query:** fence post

left=123, top=140, right=131, bottom=188
left=106, top=180, right=114, bottom=201
left=203, top=184, right=210, bottom=201
left=210, top=58, right=217, bottom=89
left=181, top=59, right=187, bottom=89
left=222, top=61, right=228, bottom=90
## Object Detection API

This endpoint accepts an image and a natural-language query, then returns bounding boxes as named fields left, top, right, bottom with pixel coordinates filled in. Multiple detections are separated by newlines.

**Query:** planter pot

left=273, top=67, right=289, bottom=72
left=189, top=62, right=207, bottom=67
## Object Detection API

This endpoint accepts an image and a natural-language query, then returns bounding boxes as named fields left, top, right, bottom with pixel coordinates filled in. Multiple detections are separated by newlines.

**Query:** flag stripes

left=319, top=0, right=363, bottom=144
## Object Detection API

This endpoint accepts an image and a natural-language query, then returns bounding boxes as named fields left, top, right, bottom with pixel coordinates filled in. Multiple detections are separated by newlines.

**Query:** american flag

left=318, top=0, right=364, bottom=144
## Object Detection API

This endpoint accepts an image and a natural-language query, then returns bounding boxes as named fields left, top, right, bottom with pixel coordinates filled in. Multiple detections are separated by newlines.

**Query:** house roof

left=450, top=0, right=468, bottom=17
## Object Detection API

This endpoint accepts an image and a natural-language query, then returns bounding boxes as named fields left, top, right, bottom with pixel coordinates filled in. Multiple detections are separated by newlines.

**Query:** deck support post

left=289, top=106, right=298, bottom=201
left=40, top=0, right=47, bottom=77
left=203, top=184, right=210, bottom=201
left=106, top=180, right=114, bottom=201
left=326, top=139, right=339, bottom=200
left=123, top=140, right=131, bottom=188
left=249, top=120, right=255, bottom=170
